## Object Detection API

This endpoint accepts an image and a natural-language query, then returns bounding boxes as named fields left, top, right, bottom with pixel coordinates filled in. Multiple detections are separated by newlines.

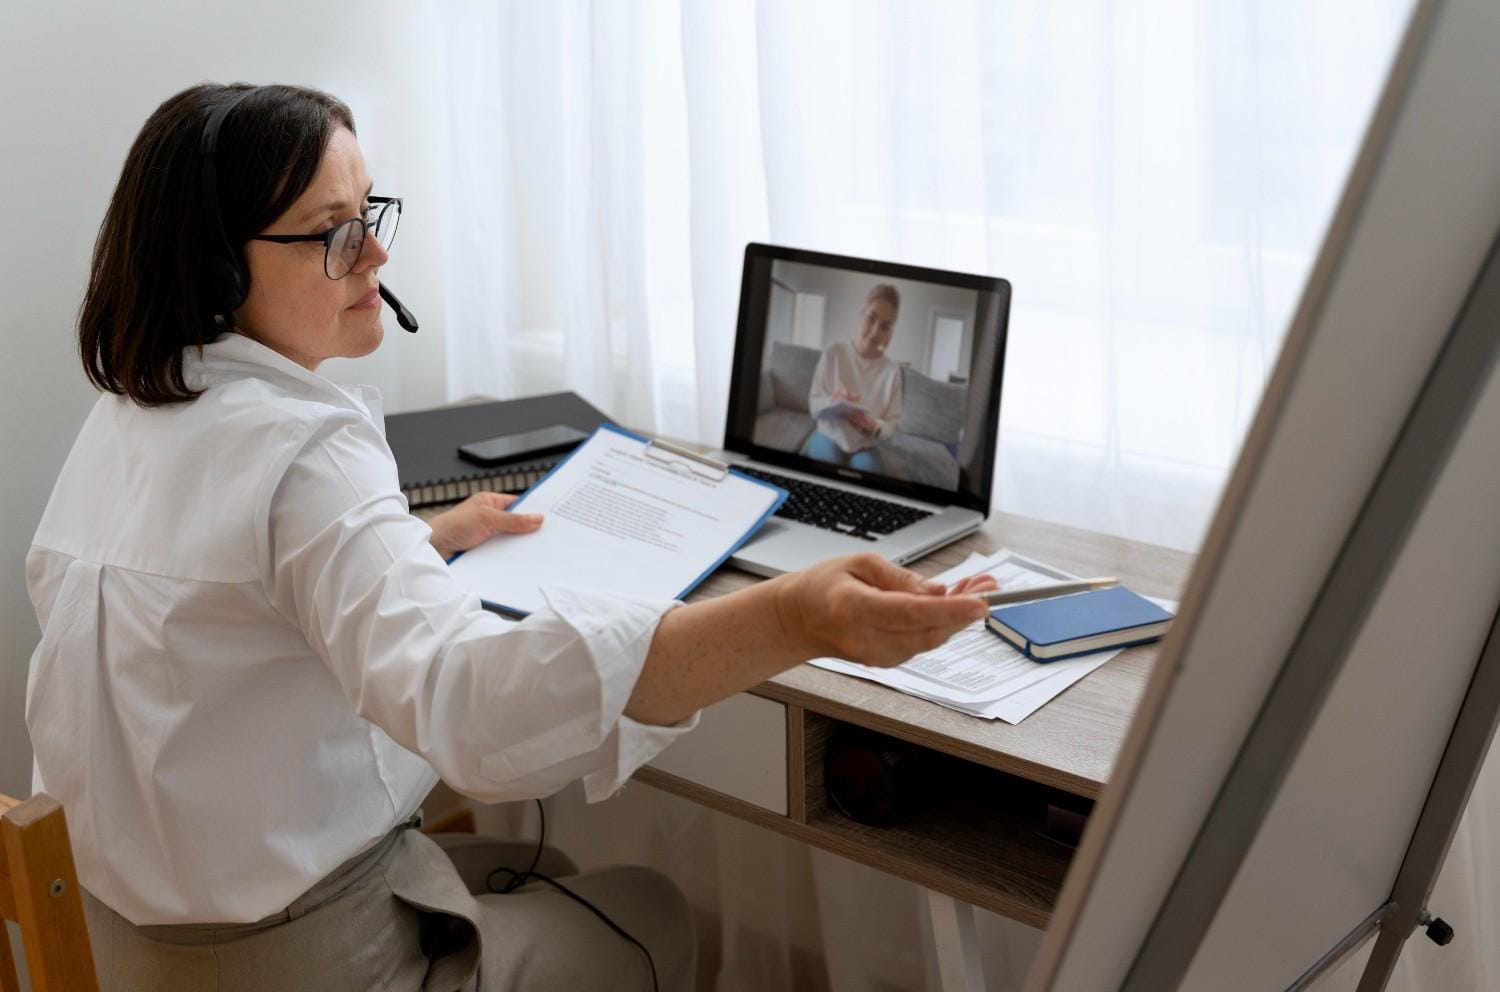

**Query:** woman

left=25, top=84, right=993, bottom=991
left=805, top=283, right=904, bottom=474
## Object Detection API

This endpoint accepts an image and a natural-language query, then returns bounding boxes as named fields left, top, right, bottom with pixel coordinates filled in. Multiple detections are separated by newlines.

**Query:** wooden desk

left=410, top=418, right=1192, bottom=985
left=634, top=511, right=1192, bottom=932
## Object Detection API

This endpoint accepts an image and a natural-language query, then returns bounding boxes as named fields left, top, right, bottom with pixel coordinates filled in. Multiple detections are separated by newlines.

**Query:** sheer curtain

left=436, top=3, right=1500, bottom=989
left=441, top=0, right=1408, bottom=553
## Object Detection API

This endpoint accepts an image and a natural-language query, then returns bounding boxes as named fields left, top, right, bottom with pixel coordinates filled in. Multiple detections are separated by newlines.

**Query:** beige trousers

left=81, top=821, right=695, bottom=991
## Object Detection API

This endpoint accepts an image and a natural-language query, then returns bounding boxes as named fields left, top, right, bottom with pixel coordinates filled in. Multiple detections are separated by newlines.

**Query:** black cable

left=485, top=800, right=545, bottom=894
left=527, top=870, right=661, bottom=992
left=485, top=799, right=660, bottom=992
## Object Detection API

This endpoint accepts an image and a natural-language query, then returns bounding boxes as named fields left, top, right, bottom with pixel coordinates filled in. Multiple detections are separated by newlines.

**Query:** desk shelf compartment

left=643, top=692, right=789, bottom=816
left=799, top=710, right=1080, bottom=929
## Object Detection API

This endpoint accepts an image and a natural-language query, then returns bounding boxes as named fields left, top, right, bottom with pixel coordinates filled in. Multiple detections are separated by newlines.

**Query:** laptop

left=719, top=243, right=1011, bottom=577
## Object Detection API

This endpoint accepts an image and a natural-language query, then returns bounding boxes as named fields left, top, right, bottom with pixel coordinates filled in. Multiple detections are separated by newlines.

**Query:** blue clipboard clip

left=643, top=438, right=729, bottom=482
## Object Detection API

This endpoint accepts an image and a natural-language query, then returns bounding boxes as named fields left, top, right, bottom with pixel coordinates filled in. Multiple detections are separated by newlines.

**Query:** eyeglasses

left=250, top=196, right=401, bottom=279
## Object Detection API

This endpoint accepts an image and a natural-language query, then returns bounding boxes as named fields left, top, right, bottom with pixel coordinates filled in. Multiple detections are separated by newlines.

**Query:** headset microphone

left=378, top=282, right=419, bottom=333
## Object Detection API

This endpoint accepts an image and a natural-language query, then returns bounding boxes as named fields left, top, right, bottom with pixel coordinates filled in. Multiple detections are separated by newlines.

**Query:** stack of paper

left=809, top=549, right=1174, bottom=724
left=448, top=424, right=785, bottom=615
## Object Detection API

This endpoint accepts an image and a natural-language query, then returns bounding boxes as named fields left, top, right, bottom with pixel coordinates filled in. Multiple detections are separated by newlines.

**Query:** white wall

left=0, top=1, right=453, bottom=796
left=771, top=260, right=978, bottom=377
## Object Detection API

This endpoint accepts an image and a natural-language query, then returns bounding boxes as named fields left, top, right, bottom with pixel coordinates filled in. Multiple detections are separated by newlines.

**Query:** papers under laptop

left=717, top=243, right=1012, bottom=576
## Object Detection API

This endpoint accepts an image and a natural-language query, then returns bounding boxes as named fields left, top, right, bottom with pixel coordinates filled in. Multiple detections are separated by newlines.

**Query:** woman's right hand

left=773, top=553, right=989, bottom=668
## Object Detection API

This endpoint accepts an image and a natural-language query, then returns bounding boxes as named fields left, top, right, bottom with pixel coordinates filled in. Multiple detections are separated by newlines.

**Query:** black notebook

left=384, top=391, right=610, bottom=510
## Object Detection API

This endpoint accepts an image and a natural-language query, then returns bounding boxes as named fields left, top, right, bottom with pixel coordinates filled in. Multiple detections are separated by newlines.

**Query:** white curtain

left=437, top=3, right=1500, bottom=990
left=441, top=0, right=1410, bottom=553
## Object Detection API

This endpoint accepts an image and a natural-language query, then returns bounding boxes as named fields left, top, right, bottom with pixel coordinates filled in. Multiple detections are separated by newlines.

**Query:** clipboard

left=446, top=423, right=787, bottom=616
left=642, top=437, right=729, bottom=481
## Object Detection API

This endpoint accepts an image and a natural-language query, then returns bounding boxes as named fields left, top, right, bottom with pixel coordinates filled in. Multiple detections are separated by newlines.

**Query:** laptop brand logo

left=837, top=468, right=861, bottom=479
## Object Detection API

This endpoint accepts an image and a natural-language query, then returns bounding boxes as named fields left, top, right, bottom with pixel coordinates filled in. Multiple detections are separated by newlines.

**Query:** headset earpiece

left=199, top=88, right=257, bottom=320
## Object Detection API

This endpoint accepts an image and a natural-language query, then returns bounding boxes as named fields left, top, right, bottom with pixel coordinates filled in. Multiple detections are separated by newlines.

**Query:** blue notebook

left=986, top=585, right=1174, bottom=662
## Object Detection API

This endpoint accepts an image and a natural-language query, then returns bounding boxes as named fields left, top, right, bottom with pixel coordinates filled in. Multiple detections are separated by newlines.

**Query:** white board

left=1027, top=0, right=1500, bottom=987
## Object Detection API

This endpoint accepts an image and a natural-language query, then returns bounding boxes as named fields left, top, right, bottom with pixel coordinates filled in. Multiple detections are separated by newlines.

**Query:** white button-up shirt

left=25, top=334, right=695, bottom=926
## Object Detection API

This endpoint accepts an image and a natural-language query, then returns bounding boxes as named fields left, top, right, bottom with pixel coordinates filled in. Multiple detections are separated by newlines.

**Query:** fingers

left=884, top=591, right=988, bottom=630
left=842, top=555, right=990, bottom=604
left=845, top=553, right=930, bottom=594
left=840, top=580, right=986, bottom=632
left=454, top=493, right=541, bottom=535
left=468, top=491, right=521, bottom=510
left=950, top=573, right=998, bottom=595
left=839, top=557, right=987, bottom=632
left=792, top=554, right=989, bottom=666
left=485, top=506, right=543, bottom=534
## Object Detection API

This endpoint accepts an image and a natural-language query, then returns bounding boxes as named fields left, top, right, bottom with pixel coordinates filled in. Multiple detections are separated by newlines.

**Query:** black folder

left=384, top=391, right=610, bottom=509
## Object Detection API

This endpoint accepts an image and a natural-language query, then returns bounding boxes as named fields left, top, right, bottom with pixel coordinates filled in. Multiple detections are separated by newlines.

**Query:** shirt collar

left=186, top=333, right=383, bottom=424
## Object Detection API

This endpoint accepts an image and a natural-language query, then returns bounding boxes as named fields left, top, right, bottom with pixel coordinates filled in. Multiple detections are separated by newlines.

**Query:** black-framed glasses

left=251, top=195, right=402, bottom=279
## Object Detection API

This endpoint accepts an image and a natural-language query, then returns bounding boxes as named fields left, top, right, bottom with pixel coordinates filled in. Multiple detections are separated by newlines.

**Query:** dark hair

left=78, top=83, right=355, bottom=406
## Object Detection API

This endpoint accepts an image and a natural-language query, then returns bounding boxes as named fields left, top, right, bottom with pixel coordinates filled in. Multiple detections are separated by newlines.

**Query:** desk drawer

left=647, top=692, right=787, bottom=815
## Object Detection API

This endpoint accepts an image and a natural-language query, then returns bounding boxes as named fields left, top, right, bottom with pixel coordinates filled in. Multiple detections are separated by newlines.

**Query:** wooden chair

left=0, top=792, right=99, bottom=992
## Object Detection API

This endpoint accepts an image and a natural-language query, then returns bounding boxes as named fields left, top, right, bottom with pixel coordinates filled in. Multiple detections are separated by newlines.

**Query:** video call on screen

left=740, top=258, right=1000, bottom=493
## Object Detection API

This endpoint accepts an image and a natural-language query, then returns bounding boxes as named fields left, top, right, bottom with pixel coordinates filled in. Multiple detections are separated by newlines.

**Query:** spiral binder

left=402, top=457, right=558, bottom=510
left=385, top=392, right=610, bottom=512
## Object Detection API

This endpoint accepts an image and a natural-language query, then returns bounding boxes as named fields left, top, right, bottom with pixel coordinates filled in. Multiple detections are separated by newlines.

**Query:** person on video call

left=804, top=283, right=904, bottom=472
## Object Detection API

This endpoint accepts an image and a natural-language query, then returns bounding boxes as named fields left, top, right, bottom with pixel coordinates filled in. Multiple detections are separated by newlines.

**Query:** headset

left=198, top=87, right=418, bottom=332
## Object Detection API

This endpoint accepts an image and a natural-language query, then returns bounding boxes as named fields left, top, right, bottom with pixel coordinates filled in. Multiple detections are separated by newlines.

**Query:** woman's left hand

left=427, top=492, right=543, bottom=560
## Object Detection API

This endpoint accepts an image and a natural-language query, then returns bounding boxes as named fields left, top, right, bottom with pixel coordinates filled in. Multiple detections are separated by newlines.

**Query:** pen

left=977, top=577, right=1118, bottom=607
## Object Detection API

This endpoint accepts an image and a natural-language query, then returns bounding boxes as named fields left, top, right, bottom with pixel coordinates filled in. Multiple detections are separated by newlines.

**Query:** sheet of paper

left=448, top=426, right=782, bottom=615
left=941, top=594, right=1179, bottom=722
left=967, top=652, right=1118, bottom=721
left=814, top=400, right=870, bottom=422
left=808, top=549, right=1171, bottom=724
left=884, top=626, right=1060, bottom=701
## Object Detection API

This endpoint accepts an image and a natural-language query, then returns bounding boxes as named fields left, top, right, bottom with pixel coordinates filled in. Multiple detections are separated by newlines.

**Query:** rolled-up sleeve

left=264, top=417, right=698, bottom=804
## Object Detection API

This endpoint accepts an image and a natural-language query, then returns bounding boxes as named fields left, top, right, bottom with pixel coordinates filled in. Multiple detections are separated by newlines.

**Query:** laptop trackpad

left=735, top=517, right=876, bottom=574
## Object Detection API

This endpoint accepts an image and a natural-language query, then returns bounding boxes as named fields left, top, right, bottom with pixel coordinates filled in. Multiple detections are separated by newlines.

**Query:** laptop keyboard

left=737, top=466, right=933, bottom=541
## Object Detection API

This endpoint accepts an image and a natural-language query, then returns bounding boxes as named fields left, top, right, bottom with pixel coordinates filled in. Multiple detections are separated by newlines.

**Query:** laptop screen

left=724, top=243, right=1010, bottom=513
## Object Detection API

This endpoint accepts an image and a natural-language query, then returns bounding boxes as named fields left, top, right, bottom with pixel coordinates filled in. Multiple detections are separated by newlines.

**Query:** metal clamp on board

left=643, top=438, right=729, bottom=482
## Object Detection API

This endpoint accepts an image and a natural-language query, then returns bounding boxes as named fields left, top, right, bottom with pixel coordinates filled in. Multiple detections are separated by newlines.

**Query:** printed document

left=447, top=425, right=784, bottom=615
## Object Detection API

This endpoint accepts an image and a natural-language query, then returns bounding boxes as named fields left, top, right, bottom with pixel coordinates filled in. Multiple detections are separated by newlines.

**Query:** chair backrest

left=0, top=792, right=99, bottom=992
